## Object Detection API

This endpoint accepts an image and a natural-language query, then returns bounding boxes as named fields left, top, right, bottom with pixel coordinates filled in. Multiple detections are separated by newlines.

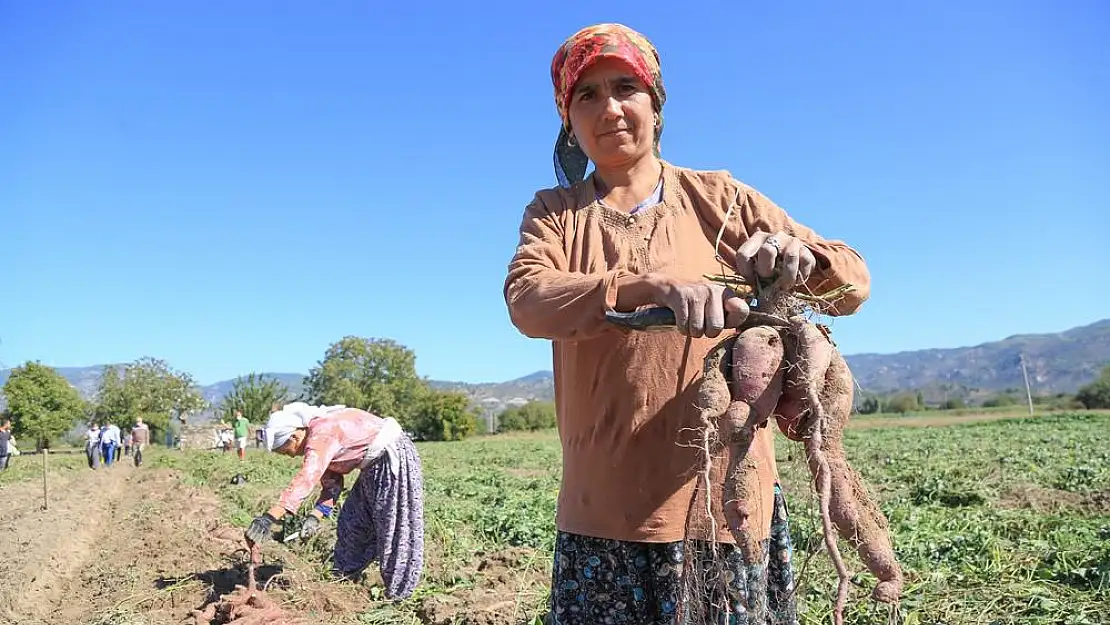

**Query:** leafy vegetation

left=302, top=336, right=482, bottom=441
left=216, top=372, right=293, bottom=423
left=147, top=411, right=1109, bottom=624
left=2, top=361, right=87, bottom=448
left=92, top=357, right=207, bottom=435
left=1076, top=365, right=1110, bottom=409
left=497, top=400, right=556, bottom=433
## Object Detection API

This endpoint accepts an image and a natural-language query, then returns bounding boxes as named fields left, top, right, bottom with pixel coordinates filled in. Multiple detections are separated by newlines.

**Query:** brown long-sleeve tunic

left=503, top=160, right=870, bottom=544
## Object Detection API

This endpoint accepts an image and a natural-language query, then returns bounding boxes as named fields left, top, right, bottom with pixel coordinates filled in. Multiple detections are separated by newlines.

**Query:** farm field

left=0, top=411, right=1107, bottom=625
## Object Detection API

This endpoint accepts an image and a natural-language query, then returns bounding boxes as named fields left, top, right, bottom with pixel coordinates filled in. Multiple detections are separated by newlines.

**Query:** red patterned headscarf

left=549, top=23, right=667, bottom=187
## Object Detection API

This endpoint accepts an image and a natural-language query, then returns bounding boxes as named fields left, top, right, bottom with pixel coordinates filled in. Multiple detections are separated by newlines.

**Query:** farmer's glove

left=300, top=514, right=322, bottom=538
left=245, top=512, right=278, bottom=544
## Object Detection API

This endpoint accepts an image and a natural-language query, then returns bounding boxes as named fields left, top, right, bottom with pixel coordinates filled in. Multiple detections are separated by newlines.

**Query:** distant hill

left=845, top=318, right=1110, bottom=402
left=3, top=318, right=1107, bottom=417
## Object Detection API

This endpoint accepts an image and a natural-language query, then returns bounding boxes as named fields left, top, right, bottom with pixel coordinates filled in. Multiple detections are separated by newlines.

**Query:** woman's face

left=275, top=429, right=306, bottom=457
left=567, top=57, right=657, bottom=170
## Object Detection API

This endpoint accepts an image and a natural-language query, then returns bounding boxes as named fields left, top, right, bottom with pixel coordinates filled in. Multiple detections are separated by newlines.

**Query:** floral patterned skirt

left=548, top=484, right=798, bottom=625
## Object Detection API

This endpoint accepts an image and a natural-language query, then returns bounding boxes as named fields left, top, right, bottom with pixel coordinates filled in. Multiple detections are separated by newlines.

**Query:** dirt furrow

left=0, top=461, right=135, bottom=624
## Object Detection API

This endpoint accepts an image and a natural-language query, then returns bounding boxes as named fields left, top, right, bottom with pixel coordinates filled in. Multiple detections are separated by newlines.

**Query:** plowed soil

left=0, top=458, right=546, bottom=625
left=0, top=459, right=371, bottom=624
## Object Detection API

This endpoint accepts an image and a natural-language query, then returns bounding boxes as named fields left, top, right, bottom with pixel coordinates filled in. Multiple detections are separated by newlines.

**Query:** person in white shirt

left=100, top=422, right=122, bottom=467
left=86, top=424, right=102, bottom=469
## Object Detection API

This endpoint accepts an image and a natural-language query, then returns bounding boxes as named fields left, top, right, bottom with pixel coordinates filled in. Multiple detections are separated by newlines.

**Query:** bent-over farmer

left=243, top=402, right=425, bottom=600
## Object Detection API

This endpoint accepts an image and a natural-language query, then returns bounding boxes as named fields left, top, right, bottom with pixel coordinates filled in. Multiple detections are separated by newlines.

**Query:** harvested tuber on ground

left=689, top=283, right=903, bottom=625
left=192, top=541, right=305, bottom=625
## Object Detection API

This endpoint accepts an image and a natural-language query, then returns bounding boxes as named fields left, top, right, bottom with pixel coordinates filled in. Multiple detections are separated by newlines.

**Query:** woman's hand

left=736, top=230, right=817, bottom=291
left=657, top=280, right=750, bottom=338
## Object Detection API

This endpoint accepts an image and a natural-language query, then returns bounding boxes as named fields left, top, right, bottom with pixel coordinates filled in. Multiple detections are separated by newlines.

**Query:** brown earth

left=0, top=457, right=549, bottom=625
left=0, top=457, right=371, bottom=624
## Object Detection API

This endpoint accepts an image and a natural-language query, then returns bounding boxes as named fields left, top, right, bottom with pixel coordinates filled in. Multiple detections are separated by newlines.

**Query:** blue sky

left=2, top=1, right=1107, bottom=385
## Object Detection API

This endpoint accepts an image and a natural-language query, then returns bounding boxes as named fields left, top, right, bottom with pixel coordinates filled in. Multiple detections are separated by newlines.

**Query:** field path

left=0, top=455, right=135, bottom=624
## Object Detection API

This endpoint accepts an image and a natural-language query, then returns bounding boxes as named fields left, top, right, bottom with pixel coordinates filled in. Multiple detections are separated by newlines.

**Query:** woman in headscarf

left=243, top=402, right=425, bottom=600
left=504, top=23, right=872, bottom=625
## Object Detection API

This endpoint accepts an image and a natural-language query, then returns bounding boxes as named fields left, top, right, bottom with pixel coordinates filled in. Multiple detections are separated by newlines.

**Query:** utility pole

left=1019, top=353, right=1035, bottom=416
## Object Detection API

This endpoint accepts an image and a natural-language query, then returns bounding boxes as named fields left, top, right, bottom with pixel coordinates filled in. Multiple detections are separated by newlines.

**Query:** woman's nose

left=602, top=95, right=622, bottom=118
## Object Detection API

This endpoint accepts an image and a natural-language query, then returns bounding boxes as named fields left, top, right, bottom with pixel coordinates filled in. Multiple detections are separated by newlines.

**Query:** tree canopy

left=217, top=372, right=292, bottom=424
left=2, top=361, right=87, bottom=448
left=93, top=357, right=206, bottom=433
left=1076, top=365, right=1110, bottom=409
left=303, top=336, right=480, bottom=440
left=497, top=400, right=556, bottom=433
left=303, top=337, right=427, bottom=423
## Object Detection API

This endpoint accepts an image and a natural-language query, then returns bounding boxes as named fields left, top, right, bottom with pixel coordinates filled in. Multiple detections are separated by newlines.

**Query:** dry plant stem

left=704, top=275, right=857, bottom=306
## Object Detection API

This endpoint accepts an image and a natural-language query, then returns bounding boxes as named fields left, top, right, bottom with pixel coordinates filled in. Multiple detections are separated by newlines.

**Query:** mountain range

left=2, top=318, right=1108, bottom=417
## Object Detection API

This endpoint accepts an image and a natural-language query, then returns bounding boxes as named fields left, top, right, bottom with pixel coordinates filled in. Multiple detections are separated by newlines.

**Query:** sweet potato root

left=720, top=327, right=784, bottom=564
left=812, top=346, right=904, bottom=604
left=693, top=313, right=902, bottom=624
left=783, top=315, right=904, bottom=616
left=773, top=322, right=833, bottom=441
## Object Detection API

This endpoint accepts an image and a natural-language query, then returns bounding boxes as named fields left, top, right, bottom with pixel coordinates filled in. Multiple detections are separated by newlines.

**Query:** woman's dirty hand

left=657, top=280, right=749, bottom=338
left=736, top=230, right=817, bottom=291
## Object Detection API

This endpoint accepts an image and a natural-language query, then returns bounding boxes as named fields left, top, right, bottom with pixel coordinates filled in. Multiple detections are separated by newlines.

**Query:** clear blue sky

left=2, top=1, right=1107, bottom=385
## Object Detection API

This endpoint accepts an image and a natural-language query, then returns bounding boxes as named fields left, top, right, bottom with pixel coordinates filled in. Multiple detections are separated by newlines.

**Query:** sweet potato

left=691, top=305, right=902, bottom=624
left=782, top=315, right=904, bottom=620
left=688, top=327, right=786, bottom=621
left=773, top=322, right=833, bottom=441
left=812, top=346, right=904, bottom=604
left=720, top=326, right=785, bottom=561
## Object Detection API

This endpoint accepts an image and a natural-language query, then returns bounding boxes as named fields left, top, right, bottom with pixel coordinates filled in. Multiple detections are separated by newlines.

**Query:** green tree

left=2, top=361, right=87, bottom=449
left=93, top=357, right=207, bottom=434
left=885, top=393, right=920, bottom=414
left=498, top=400, right=557, bottom=432
left=982, top=393, right=1018, bottom=408
left=302, top=337, right=426, bottom=424
left=409, top=389, right=480, bottom=441
left=1076, top=365, right=1110, bottom=409
left=217, top=372, right=291, bottom=423
left=858, top=395, right=882, bottom=415
left=941, top=398, right=967, bottom=410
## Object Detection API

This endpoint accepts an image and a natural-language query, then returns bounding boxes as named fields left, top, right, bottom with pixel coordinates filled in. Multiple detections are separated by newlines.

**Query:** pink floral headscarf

left=549, top=23, right=667, bottom=187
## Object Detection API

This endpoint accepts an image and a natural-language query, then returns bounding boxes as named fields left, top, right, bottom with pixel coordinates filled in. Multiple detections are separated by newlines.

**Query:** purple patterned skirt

left=332, top=434, right=425, bottom=600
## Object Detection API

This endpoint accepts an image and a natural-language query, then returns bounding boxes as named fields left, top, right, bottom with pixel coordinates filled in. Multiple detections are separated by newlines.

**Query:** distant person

left=244, top=402, right=425, bottom=600
left=131, top=418, right=150, bottom=467
left=86, top=423, right=102, bottom=469
left=101, top=422, right=121, bottom=466
left=232, top=411, right=250, bottom=461
left=255, top=426, right=266, bottom=449
left=0, top=420, right=12, bottom=471
left=123, top=429, right=133, bottom=457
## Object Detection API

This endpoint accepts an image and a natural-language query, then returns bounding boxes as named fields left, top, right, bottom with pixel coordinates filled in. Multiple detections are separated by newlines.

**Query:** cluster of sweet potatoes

left=696, top=317, right=903, bottom=623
